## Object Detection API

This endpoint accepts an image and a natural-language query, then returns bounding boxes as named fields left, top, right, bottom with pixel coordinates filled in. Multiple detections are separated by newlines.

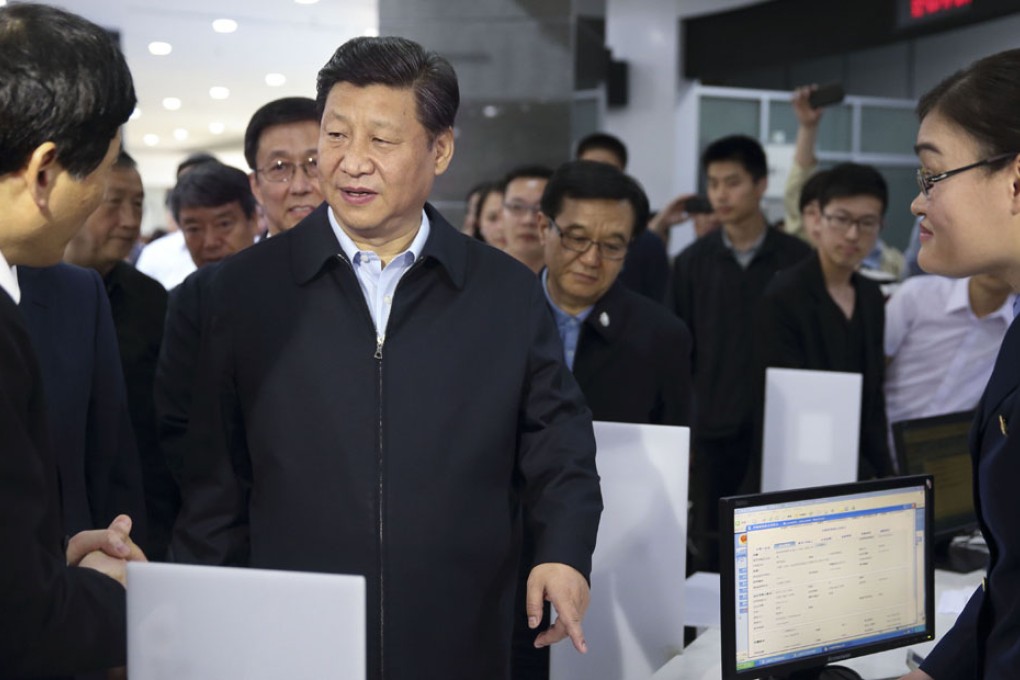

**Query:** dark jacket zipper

left=337, top=252, right=425, bottom=679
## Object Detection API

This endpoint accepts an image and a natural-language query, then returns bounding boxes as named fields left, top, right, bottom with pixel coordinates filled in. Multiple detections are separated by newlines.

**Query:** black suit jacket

left=18, top=264, right=147, bottom=540
left=570, top=281, right=692, bottom=426
left=921, top=315, right=1020, bottom=678
left=752, top=254, right=892, bottom=480
left=618, top=229, right=669, bottom=304
left=172, top=204, right=601, bottom=680
left=105, top=262, right=170, bottom=559
left=0, top=286, right=125, bottom=678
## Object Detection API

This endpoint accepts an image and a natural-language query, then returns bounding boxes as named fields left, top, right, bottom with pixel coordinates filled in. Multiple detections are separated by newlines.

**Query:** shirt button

left=384, top=295, right=392, bottom=306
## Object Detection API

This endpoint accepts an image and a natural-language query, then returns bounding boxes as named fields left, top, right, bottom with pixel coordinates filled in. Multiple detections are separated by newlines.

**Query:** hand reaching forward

left=526, top=562, right=590, bottom=653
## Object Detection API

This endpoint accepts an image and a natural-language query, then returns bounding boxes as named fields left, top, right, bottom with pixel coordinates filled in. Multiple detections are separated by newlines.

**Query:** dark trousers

left=688, top=426, right=755, bottom=573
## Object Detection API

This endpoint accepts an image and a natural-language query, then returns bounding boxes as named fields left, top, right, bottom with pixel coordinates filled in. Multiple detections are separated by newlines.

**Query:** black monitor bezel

left=892, top=410, right=977, bottom=540
left=719, top=475, right=935, bottom=680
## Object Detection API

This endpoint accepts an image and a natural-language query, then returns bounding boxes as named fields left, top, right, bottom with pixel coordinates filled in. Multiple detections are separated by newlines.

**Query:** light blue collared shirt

left=328, top=207, right=430, bottom=339
left=541, top=269, right=593, bottom=371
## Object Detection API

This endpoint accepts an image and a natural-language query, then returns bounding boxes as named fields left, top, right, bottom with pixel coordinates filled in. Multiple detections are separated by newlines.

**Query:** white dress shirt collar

left=0, top=248, right=20, bottom=304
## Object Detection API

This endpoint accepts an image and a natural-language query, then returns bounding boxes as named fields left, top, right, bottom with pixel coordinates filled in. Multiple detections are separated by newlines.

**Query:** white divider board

left=762, top=367, right=861, bottom=492
left=128, top=562, right=365, bottom=680
left=551, top=421, right=689, bottom=680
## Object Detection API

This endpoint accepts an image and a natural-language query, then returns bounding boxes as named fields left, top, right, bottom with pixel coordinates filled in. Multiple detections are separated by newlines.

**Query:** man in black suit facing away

left=172, top=36, right=602, bottom=680
left=0, top=4, right=147, bottom=678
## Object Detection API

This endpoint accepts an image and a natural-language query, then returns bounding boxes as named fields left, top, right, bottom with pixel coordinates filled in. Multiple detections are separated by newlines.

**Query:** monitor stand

left=769, top=665, right=863, bottom=680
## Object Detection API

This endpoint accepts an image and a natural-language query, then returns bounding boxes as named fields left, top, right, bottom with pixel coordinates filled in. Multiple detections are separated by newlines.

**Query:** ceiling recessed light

left=209, top=122, right=225, bottom=135
left=129, top=107, right=142, bottom=121
left=482, top=105, right=500, bottom=118
left=162, top=97, right=182, bottom=111
left=143, top=134, right=160, bottom=147
left=362, top=27, right=379, bottom=37
left=148, top=41, right=172, bottom=56
left=265, top=73, right=287, bottom=87
left=295, top=0, right=320, bottom=4
left=212, top=18, right=238, bottom=33
left=173, top=128, right=189, bottom=141
left=209, top=86, right=230, bottom=100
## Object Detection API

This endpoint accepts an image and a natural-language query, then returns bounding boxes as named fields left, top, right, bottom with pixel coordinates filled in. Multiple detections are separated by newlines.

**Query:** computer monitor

left=720, top=476, right=934, bottom=680
left=892, top=410, right=977, bottom=541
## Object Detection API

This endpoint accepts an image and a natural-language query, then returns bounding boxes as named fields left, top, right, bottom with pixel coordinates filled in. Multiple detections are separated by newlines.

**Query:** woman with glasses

left=901, top=48, right=1020, bottom=680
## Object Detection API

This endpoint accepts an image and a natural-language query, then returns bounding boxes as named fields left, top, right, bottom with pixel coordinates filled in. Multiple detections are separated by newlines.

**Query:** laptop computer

left=128, top=562, right=365, bottom=679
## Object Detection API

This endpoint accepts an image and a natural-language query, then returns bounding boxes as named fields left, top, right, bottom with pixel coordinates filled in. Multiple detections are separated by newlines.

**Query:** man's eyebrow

left=914, top=142, right=940, bottom=155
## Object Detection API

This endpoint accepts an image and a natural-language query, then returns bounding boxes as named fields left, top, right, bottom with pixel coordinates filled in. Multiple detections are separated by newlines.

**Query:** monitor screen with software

left=892, top=410, right=976, bottom=541
left=720, top=476, right=934, bottom=680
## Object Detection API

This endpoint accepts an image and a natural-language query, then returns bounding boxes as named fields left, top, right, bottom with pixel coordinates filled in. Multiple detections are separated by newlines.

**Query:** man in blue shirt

left=172, top=36, right=602, bottom=680
left=539, top=160, right=692, bottom=426
left=514, top=160, right=692, bottom=679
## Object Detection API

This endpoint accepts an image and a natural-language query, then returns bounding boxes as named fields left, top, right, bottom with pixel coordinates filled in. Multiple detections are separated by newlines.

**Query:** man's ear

left=1009, top=154, right=1020, bottom=216
left=432, top=127, right=455, bottom=177
left=25, top=142, right=61, bottom=212
left=249, top=171, right=265, bottom=207
left=538, top=213, right=551, bottom=246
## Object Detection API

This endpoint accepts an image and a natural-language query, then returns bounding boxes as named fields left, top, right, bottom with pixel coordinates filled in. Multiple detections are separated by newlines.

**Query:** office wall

left=378, top=0, right=577, bottom=224
left=603, top=6, right=1020, bottom=214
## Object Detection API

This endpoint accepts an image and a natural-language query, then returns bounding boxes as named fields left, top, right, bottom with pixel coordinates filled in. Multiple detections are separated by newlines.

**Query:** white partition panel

left=551, top=421, right=690, bottom=680
left=128, top=563, right=365, bottom=680
left=762, top=367, right=861, bottom=492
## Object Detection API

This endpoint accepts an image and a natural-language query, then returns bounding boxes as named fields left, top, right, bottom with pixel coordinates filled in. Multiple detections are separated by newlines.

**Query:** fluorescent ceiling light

left=148, top=41, right=172, bottom=56
left=212, top=18, right=238, bottom=33
left=265, top=73, right=287, bottom=87
left=209, top=122, right=226, bottom=135
left=173, top=128, right=189, bottom=141
left=143, top=134, right=160, bottom=146
left=209, top=86, right=230, bottom=100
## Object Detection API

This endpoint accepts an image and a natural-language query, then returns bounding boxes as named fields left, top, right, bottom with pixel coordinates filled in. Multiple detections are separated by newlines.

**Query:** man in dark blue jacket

left=0, top=4, right=145, bottom=677
left=172, top=36, right=602, bottom=680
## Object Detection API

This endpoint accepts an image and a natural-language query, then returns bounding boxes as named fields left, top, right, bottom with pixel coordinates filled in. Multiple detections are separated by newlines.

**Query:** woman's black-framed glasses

left=916, top=152, right=1017, bottom=198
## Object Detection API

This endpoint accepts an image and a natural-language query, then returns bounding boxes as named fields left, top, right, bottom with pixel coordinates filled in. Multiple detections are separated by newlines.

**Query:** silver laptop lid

left=128, top=562, right=365, bottom=680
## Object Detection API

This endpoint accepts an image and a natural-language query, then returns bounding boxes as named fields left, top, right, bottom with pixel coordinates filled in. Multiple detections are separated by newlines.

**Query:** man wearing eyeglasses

left=537, top=160, right=692, bottom=425
left=245, top=97, right=324, bottom=237
left=513, top=160, right=693, bottom=679
left=753, top=162, right=894, bottom=481
left=503, top=165, right=554, bottom=272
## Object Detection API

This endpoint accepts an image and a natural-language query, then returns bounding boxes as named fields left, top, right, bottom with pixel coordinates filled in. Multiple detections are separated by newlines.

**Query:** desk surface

left=654, top=569, right=982, bottom=680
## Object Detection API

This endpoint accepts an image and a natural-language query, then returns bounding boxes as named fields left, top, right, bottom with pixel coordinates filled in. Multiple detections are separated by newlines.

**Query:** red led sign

left=910, top=0, right=973, bottom=19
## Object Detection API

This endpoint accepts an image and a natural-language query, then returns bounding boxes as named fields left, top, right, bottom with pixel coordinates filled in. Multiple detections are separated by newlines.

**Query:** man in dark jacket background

left=172, top=36, right=603, bottom=680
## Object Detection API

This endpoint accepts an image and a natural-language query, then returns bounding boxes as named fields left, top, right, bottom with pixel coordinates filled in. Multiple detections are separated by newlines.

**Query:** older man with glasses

left=245, top=97, right=325, bottom=237
left=512, top=159, right=693, bottom=679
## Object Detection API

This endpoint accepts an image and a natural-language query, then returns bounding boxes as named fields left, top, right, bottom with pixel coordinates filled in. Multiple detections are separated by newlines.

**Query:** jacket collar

left=289, top=202, right=467, bottom=290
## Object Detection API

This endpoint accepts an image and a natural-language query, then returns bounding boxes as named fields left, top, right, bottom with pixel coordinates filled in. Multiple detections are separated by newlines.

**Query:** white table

left=652, top=569, right=983, bottom=680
